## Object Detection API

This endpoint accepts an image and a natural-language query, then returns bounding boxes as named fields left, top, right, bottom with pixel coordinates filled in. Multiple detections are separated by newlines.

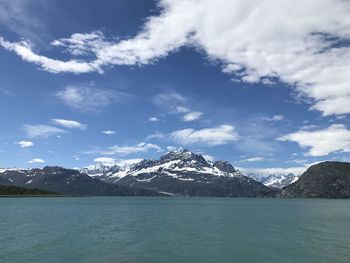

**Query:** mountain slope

left=0, top=166, right=162, bottom=196
left=0, top=185, right=59, bottom=196
left=281, top=161, right=350, bottom=198
left=84, top=150, right=278, bottom=197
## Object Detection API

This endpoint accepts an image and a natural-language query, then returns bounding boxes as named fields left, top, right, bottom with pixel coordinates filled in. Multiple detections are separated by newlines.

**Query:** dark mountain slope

left=281, top=161, right=350, bottom=198
left=0, top=166, right=162, bottom=196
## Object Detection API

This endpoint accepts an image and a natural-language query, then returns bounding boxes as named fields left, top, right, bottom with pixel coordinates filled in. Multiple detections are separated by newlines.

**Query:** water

left=0, top=197, right=349, bottom=263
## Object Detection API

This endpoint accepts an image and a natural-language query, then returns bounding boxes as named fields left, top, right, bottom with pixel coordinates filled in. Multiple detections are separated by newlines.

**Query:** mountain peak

left=213, top=161, right=237, bottom=173
left=159, top=149, right=210, bottom=167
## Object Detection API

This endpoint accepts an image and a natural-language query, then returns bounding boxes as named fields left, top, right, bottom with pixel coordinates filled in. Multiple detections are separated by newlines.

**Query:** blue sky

left=0, top=0, right=349, bottom=174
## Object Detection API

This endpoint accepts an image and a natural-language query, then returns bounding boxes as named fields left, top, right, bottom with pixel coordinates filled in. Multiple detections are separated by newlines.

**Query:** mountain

left=281, top=161, right=350, bottom=198
left=247, top=172, right=299, bottom=188
left=0, top=166, right=162, bottom=196
left=0, top=185, right=59, bottom=196
left=84, top=149, right=278, bottom=197
left=80, top=163, right=123, bottom=180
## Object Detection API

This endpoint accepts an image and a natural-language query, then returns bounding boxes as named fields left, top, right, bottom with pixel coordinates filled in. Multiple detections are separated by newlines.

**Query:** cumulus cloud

left=2, top=0, right=350, bottom=116
left=278, top=124, right=350, bottom=156
left=51, top=118, right=87, bottom=129
left=22, top=124, right=66, bottom=139
left=16, top=140, right=34, bottom=148
left=170, top=125, right=239, bottom=146
left=102, top=142, right=163, bottom=155
left=28, top=158, right=45, bottom=163
left=102, top=130, right=116, bottom=135
left=56, top=85, right=126, bottom=112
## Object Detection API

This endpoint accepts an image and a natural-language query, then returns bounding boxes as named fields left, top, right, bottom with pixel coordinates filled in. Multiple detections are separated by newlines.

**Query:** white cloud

left=28, top=158, right=45, bottom=164
left=94, top=157, right=117, bottom=166
left=239, top=157, right=265, bottom=162
left=56, top=85, right=123, bottom=112
left=174, top=106, right=202, bottom=121
left=278, top=124, right=350, bottom=156
left=16, top=140, right=34, bottom=148
left=0, top=37, right=98, bottom=73
left=22, top=124, right=66, bottom=139
left=182, top=111, right=202, bottom=122
left=103, top=142, right=163, bottom=155
left=148, top=117, right=159, bottom=122
left=51, top=118, right=87, bottom=129
left=166, top=146, right=179, bottom=152
left=170, top=125, right=239, bottom=146
left=93, top=157, right=143, bottom=168
left=102, top=130, right=116, bottom=135
left=311, top=96, right=350, bottom=116
left=117, top=158, right=143, bottom=168
left=2, top=0, right=350, bottom=116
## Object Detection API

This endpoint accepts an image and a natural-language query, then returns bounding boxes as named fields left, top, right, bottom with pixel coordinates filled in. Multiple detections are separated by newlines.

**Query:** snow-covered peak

left=247, top=172, right=299, bottom=188
left=0, top=167, right=29, bottom=173
left=80, top=163, right=122, bottom=177
left=159, top=149, right=210, bottom=167
left=80, top=150, right=243, bottom=184
left=213, top=161, right=237, bottom=173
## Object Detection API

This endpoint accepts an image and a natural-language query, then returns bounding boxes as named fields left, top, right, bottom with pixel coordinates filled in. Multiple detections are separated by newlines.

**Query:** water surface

left=0, top=197, right=349, bottom=263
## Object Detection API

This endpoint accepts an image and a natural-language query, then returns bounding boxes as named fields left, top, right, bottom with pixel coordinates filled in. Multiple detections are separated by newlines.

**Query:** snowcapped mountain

left=83, top=149, right=278, bottom=197
left=82, top=150, right=244, bottom=183
left=246, top=173, right=300, bottom=188
left=80, top=163, right=123, bottom=180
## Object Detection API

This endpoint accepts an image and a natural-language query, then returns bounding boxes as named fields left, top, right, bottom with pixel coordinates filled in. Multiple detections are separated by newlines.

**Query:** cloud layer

left=279, top=124, right=350, bottom=156
left=1, top=0, right=350, bottom=116
left=170, top=125, right=239, bottom=146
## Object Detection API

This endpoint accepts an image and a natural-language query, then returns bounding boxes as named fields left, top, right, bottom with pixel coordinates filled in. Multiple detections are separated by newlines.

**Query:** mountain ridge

left=281, top=161, right=350, bottom=198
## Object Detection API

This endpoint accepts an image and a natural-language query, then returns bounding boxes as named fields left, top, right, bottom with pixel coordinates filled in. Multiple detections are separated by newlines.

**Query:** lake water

left=0, top=197, right=349, bottom=263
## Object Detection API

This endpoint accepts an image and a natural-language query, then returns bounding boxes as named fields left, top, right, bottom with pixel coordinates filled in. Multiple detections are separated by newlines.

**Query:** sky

left=0, top=0, right=349, bottom=174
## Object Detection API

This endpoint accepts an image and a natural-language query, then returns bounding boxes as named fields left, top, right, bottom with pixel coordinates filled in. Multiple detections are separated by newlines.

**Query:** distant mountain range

left=247, top=172, right=299, bottom=188
left=1, top=150, right=349, bottom=198
left=82, top=149, right=276, bottom=197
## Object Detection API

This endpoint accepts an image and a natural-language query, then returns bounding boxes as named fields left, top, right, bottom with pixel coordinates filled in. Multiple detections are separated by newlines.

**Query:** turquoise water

left=0, top=197, right=349, bottom=263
